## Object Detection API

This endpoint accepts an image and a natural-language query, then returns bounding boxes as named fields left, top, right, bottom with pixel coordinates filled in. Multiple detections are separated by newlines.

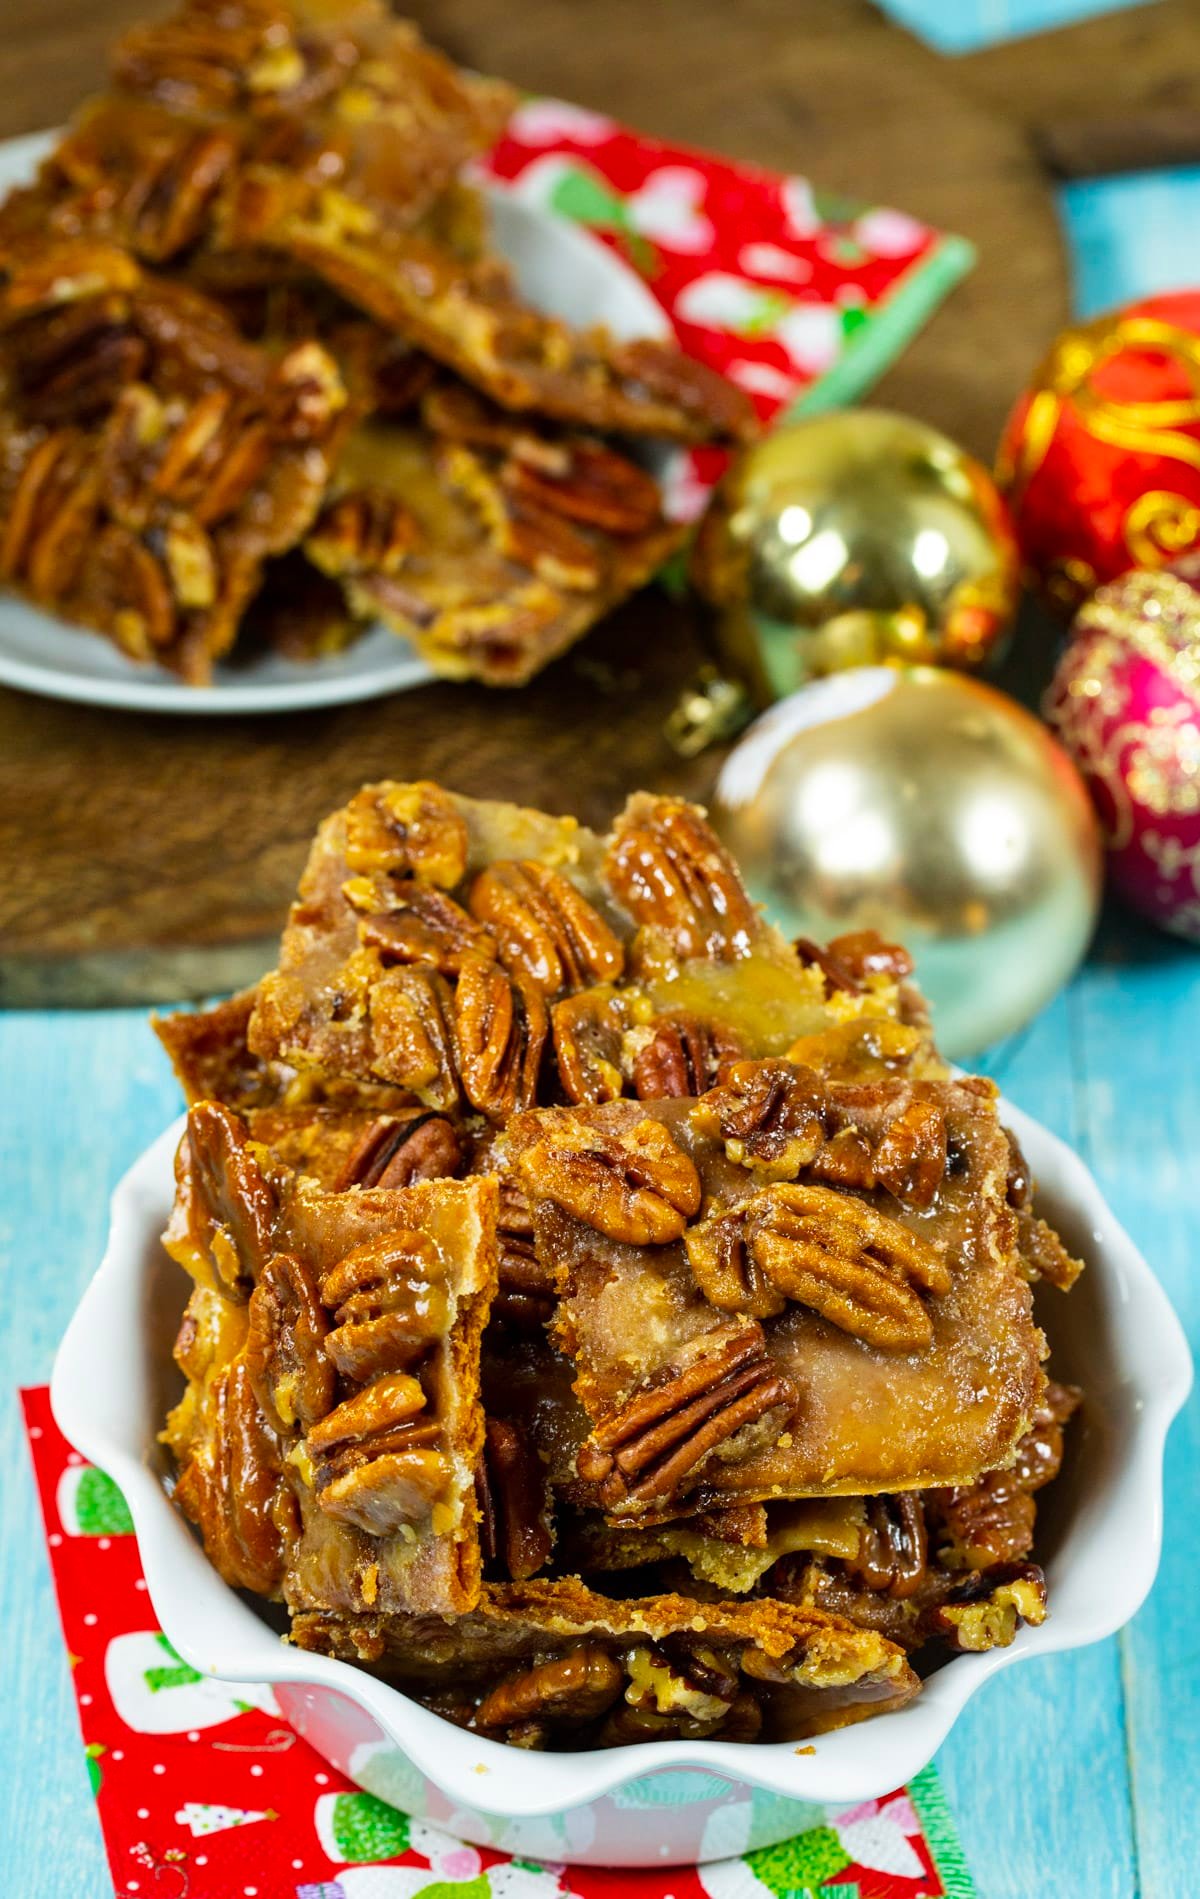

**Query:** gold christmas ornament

left=693, top=409, right=1020, bottom=704
left=710, top=666, right=1102, bottom=1059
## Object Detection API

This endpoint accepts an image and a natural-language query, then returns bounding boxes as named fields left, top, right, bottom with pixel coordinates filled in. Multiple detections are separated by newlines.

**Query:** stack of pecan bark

left=0, top=0, right=752, bottom=684
left=156, top=779, right=1083, bottom=1749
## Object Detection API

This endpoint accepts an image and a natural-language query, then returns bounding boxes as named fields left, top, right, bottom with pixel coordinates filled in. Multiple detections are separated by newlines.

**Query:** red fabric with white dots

left=22, top=1387, right=959, bottom=1899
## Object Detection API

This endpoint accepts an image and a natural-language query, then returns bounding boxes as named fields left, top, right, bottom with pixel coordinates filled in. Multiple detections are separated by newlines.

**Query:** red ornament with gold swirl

left=998, top=291, right=1200, bottom=614
left=1045, top=556, right=1200, bottom=938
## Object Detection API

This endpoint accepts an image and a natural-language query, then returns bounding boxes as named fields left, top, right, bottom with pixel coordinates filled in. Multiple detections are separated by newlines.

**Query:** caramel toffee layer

left=157, top=780, right=1084, bottom=1747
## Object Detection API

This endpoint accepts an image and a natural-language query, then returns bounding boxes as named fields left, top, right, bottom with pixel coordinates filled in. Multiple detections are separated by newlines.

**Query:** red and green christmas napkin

left=22, top=1388, right=976, bottom=1899
left=478, top=96, right=973, bottom=440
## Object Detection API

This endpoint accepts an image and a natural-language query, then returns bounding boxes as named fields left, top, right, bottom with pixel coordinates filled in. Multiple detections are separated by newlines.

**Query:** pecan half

left=368, top=966, right=460, bottom=1108
left=343, top=782, right=468, bottom=886
left=474, top=1646, right=624, bottom=1733
left=308, top=490, right=418, bottom=577
left=468, top=860, right=625, bottom=996
left=477, top=1417, right=554, bottom=1580
left=575, top=1326, right=797, bottom=1507
left=307, top=1373, right=449, bottom=1536
left=245, top=1250, right=335, bottom=1432
left=692, top=1060, right=828, bottom=1178
left=793, top=937, right=862, bottom=994
left=684, top=1184, right=951, bottom=1350
left=503, top=438, right=662, bottom=536
left=605, top=796, right=760, bottom=963
left=631, top=1012, right=744, bottom=1100
left=516, top=1113, right=701, bottom=1244
left=182, top=1101, right=277, bottom=1295
left=872, top=1099, right=948, bottom=1210
left=847, top=1494, right=928, bottom=1600
left=552, top=985, right=629, bottom=1104
left=319, top=1231, right=450, bottom=1382
left=827, top=931, right=915, bottom=985
left=453, top=951, right=548, bottom=1123
left=354, top=884, right=496, bottom=975
left=494, top=1179, right=556, bottom=1325
left=333, top=1111, right=464, bottom=1190
left=174, top=1358, right=291, bottom=1595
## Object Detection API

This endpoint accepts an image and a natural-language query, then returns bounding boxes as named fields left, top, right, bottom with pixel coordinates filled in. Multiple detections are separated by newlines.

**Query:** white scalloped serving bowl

left=51, top=1095, right=1190, bottom=1866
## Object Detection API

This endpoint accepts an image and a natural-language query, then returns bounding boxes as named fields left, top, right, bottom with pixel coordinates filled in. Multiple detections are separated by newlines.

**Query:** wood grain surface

left=0, top=0, right=1088, bottom=1004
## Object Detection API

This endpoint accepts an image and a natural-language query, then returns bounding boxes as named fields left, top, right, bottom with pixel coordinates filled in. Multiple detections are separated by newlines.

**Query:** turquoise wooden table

left=3, top=905, right=1197, bottom=1898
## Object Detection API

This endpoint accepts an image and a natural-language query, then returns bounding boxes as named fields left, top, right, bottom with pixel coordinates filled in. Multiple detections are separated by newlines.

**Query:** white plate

left=0, top=132, right=673, bottom=716
left=50, top=1092, right=1192, bottom=1865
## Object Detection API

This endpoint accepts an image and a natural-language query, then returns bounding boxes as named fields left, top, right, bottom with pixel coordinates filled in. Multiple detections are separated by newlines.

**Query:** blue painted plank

left=879, top=0, right=1148, bottom=55
left=0, top=1010, right=181, bottom=1899
left=1058, top=167, right=1200, bottom=319
left=938, top=957, right=1138, bottom=1899
left=1067, top=917, right=1200, bottom=1898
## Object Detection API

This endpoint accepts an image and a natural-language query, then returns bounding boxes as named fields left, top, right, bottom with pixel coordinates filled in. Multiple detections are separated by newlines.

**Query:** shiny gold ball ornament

left=711, top=667, right=1102, bottom=1058
left=693, top=409, right=1020, bottom=702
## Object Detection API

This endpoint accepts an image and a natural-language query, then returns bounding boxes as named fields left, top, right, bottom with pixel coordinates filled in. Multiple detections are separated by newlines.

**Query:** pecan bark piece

left=306, top=1372, right=449, bottom=1536
left=474, top=1645, right=625, bottom=1733
left=552, top=984, right=630, bottom=1105
left=684, top=1184, right=951, bottom=1350
left=631, top=1012, right=744, bottom=1100
left=352, top=883, right=496, bottom=975
left=182, top=1100, right=277, bottom=1295
left=368, top=966, right=460, bottom=1108
left=333, top=1111, right=464, bottom=1191
left=453, top=951, right=548, bottom=1123
left=692, top=1060, right=829, bottom=1178
left=494, top=1180, right=556, bottom=1325
left=468, top=860, right=625, bottom=996
left=846, top=1495, right=928, bottom=1600
left=929, top=1562, right=1048, bottom=1651
left=343, top=781, right=469, bottom=886
left=477, top=1417, right=554, bottom=1580
left=575, top=1327, right=797, bottom=1507
left=319, top=1231, right=450, bottom=1382
left=174, top=1358, right=291, bottom=1595
left=605, top=796, right=761, bottom=963
left=245, top=1250, right=335, bottom=1432
left=516, top=1113, right=701, bottom=1244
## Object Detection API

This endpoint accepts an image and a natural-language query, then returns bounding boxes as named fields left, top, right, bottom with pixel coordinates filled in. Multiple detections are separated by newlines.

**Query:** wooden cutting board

left=6, top=0, right=1193, bottom=1004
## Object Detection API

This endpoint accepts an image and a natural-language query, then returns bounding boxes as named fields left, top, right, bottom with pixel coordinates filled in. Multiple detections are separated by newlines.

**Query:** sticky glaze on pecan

left=468, top=860, right=625, bottom=996
left=604, top=796, right=760, bottom=963
left=516, top=1112, right=701, bottom=1244
left=631, top=1012, right=744, bottom=1100
left=319, top=1230, right=450, bottom=1382
left=685, top=1183, right=951, bottom=1350
left=245, top=1250, right=334, bottom=1431
left=453, top=951, right=548, bottom=1123
left=575, top=1326, right=796, bottom=1508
